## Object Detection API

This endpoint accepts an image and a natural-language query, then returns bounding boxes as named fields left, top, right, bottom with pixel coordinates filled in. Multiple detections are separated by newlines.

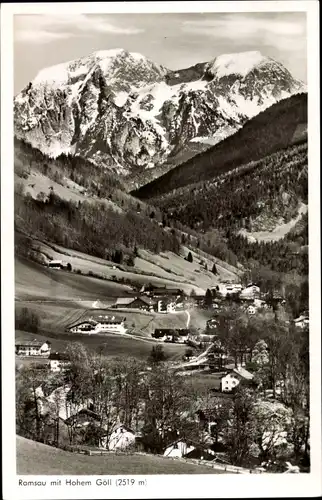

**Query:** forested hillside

left=150, top=140, right=308, bottom=276
left=133, top=93, right=307, bottom=200
left=14, top=139, right=182, bottom=259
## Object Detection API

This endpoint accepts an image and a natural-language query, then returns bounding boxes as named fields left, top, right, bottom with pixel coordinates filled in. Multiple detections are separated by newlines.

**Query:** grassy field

left=17, top=436, right=224, bottom=474
left=15, top=327, right=188, bottom=362
left=15, top=257, right=132, bottom=301
left=21, top=235, right=241, bottom=295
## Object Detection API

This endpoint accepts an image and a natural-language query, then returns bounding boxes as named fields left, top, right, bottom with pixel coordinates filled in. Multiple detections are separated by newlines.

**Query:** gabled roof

left=70, top=319, right=98, bottom=328
left=229, top=367, right=254, bottom=380
left=294, top=315, right=309, bottom=322
left=16, top=340, right=47, bottom=347
left=114, top=296, right=156, bottom=306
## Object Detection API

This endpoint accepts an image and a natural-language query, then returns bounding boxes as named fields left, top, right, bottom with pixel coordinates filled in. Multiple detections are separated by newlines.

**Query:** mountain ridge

left=132, top=92, right=307, bottom=200
left=14, top=49, right=305, bottom=183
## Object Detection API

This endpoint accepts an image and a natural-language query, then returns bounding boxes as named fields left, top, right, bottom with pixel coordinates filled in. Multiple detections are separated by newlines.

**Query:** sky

left=14, top=12, right=307, bottom=94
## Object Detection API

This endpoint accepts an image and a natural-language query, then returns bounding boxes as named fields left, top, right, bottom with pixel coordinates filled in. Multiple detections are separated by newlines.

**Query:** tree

left=127, top=255, right=135, bottom=267
left=66, top=262, right=72, bottom=272
left=148, top=345, right=167, bottom=364
left=221, top=387, right=257, bottom=467
left=187, top=252, right=193, bottom=263
left=142, top=365, right=194, bottom=452
left=16, top=365, right=47, bottom=443
left=211, top=262, right=218, bottom=275
left=204, top=288, right=213, bottom=309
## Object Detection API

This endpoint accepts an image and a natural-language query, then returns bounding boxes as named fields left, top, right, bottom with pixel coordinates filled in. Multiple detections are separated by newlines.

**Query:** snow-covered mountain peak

left=207, top=50, right=269, bottom=79
left=14, top=47, right=307, bottom=177
left=31, top=48, right=167, bottom=90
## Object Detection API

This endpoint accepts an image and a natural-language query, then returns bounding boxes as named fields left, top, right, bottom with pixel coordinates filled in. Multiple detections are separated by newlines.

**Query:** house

left=48, top=260, right=63, bottom=269
left=164, top=440, right=195, bottom=458
left=152, top=328, right=190, bottom=343
left=220, top=366, right=254, bottom=392
left=113, top=296, right=157, bottom=312
left=64, top=408, right=101, bottom=428
left=15, top=340, right=51, bottom=357
left=143, top=286, right=185, bottom=297
left=294, top=315, right=309, bottom=329
left=48, top=352, right=71, bottom=372
left=247, top=305, right=256, bottom=315
left=69, top=316, right=127, bottom=335
left=157, top=298, right=176, bottom=313
left=106, top=424, right=136, bottom=451
left=206, top=318, right=219, bottom=331
left=68, top=320, right=98, bottom=333
left=240, top=283, right=261, bottom=300
left=214, top=281, right=243, bottom=298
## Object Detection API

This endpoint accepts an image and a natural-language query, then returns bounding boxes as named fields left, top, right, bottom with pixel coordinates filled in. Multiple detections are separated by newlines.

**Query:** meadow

left=17, top=436, right=224, bottom=475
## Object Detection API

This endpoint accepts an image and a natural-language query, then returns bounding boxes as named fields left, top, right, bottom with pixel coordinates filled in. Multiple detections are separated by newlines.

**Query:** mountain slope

left=133, top=93, right=307, bottom=200
left=14, top=49, right=305, bottom=183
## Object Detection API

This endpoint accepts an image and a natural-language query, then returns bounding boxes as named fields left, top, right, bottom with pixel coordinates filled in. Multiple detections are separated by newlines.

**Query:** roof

left=70, top=320, right=98, bottom=328
left=115, top=297, right=137, bottom=306
left=16, top=340, right=47, bottom=347
left=49, top=352, right=71, bottom=361
left=150, top=288, right=184, bottom=295
left=294, top=315, right=309, bottom=322
left=229, top=367, right=254, bottom=380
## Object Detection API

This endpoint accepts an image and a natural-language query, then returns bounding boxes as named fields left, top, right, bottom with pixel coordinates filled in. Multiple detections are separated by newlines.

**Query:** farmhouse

left=152, top=328, right=190, bottom=343
left=69, top=316, right=127, bottom=335
left=157, top=297, right=176, bottom=313
left=48, top=352, right=71, bottom=372
left=15, top=340, right=51, bottom=357
left=220, top=366, right=254, bottom=392
left=113, top=296, right=157, bottom=312
left=48, top=260, right=63, bottom=269
left=239, top=283, right=261, bottom=300
left=214, top=281, right=243, bottom=297
left=143, top=286, right=185, bottom=297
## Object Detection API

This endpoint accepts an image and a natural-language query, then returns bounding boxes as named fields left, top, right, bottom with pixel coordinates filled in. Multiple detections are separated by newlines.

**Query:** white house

left=294, top=315, right=309, bottom=329
left=220, top=366, right=254, bottom=392
left=157, top=299, right=176, bottom=313
left=15, top=340, right=51, bottom=357
left=49, top=352, right=71, bottom=372
left=164, top=440, right=195, bottom=458
left=107, top=424, right=136, bottom=451
left=69, top=316, right=127, bottom=335
left=240, top=284, right=261, bottom=300
left=215, top=281, right=243, bottom=297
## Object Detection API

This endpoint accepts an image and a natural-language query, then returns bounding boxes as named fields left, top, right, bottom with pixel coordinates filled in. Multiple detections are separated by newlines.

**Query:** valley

left=12, top=39, right=310, bottom=477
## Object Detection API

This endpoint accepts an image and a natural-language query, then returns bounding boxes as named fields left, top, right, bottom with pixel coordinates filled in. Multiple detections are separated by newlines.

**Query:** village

left=15, top=272, right=309, bottom=474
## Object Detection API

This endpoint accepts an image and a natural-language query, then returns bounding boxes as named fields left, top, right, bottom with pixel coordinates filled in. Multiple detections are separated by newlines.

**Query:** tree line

left=14, top=190, right=181, bottom=259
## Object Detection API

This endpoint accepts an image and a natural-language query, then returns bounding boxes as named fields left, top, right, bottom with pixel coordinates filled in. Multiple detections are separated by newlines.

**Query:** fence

left=61, top=444, right=265, bottom=473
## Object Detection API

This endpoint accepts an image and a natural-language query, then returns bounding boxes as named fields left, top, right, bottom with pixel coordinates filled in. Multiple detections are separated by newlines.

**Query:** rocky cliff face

left=14, top=49, right=305, bottom=184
